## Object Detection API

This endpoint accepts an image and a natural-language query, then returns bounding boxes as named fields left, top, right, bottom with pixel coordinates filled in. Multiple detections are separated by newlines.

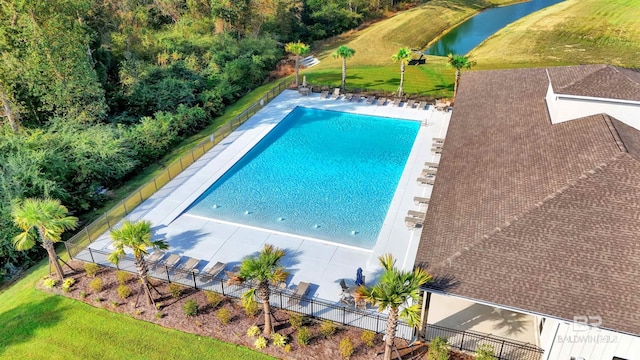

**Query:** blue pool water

left=186, top=107, right=420, bottom=249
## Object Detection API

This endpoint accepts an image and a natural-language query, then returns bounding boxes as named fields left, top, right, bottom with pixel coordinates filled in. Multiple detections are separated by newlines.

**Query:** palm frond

left=12, top=231, right=36, bottom=251
left=399, top=303, right=422, bottom=328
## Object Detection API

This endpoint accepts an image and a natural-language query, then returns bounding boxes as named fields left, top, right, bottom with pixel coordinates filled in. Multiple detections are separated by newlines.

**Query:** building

left=415, top=65, right=640, bottom=360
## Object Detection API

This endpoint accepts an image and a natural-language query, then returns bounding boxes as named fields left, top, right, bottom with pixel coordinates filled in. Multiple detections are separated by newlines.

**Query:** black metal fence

left=74, top=247, right=544, bottom=360
left=424, top=323, right=544, bottom=360
left=74, top=247, right=413, bottom=339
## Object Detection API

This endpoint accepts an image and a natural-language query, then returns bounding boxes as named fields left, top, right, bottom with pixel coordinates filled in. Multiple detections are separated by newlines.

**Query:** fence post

left=65, top=242, right=72, bottom=259
left=85, top=227, right=92, bottom=242
left=376, top=315, right=380, bottom=333
left=166, top=266, right=171, bottom=282
left=89, top=247, right=95, bottom=263
left=499, top=340, right=505, bottom=359
left=123, top=201, right=128, bottom=214
left=220, top=278, right=225, bottom=296
left=138, top=190, right=143, bottom=203
left=342, top=307, right=346, bottom=325
left=459, top=332, right=465, bottom=350
left=192, top=272, right=197, bottom=289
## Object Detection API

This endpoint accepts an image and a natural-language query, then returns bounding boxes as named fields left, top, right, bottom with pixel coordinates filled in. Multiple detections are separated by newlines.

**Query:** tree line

left=0, top=0, right=420, bottom=280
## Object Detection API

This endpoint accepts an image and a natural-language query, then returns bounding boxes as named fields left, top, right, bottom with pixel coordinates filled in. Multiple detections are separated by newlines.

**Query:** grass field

left=469, top=0, right=640, bottom=68
left=0, top=260, right=274, bottom=360
left=302, top=0, right=518, bottom=96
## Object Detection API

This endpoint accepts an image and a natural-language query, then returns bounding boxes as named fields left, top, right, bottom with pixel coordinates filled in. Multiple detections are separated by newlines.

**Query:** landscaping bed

left=43, top=260, right=473, bottom=360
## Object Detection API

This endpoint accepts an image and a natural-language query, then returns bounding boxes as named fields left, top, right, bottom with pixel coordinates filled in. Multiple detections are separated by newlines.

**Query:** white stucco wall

left=540, top=318, right=640, bottom=360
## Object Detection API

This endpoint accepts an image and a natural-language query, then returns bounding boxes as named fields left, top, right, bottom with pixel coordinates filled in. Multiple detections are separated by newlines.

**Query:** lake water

left=425, top=0, right=565, bottom=56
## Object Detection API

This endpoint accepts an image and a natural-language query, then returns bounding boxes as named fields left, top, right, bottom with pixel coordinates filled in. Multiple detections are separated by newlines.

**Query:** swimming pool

left=186, top=106, right=420, bottom=249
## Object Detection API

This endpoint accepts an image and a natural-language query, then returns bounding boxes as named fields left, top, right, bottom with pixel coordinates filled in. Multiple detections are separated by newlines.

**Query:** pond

left=425, top=0, right=565, bottom=56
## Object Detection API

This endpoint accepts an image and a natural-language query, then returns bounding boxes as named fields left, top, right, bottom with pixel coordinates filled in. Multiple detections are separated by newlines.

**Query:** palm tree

left=332, top=45, right=356, bottom=90
left=391, top=47, right=413, bottom=97
left=447, top=53, right=476, bottom=100
left=237, top=244, right=288, bottom=335
left=12, top=198, right=78, bottom=280
left=285, top=41, right=310, bottom=87
left=108, top=220, right=168, bottom=306
left=356, top=254, right=432, bottom=360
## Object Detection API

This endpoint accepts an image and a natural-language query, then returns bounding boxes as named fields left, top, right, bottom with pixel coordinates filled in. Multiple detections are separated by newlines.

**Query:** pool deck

left=89, top=90, right=447, bottom=298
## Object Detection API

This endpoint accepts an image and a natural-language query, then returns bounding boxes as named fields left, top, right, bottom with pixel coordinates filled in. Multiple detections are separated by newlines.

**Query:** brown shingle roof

left=549, top=64, right=640, bottom=101
left=415, top=66, right=640, bottom=335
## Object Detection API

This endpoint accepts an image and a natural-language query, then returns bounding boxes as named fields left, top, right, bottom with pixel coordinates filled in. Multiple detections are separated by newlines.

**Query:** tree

left=236, top=244, right=288, bottom=335
left=356, top=254, right=432, bottom=360
left=108, top=220, right=168, bottom=306
left=11, top=198, right=78, bottom=280
left=447, top=53, right=476, bottom=100
left=285, top=41, right=310, bottom=86
left=332, top=45, right=356, bottom=90
left=391, top=47, right=412, bottom=97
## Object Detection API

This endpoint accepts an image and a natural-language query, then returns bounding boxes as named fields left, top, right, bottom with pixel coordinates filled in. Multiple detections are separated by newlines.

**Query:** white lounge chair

left=408, top=210, right=426, bottom=219
left=366, top=96, right=375, bottom=104
left=417, top=177, right=435, bottom=185
left=422, top=168, right=437, bottom=176
left=405, top=216, right=423, bottom=229
left=377, top=98, right=387, bottom=106
left=331, top=88, right=341, bottom=99
left=320, top=90, right=329, bottom=99
left=414, top=196, right=430, bottom=205
left=433, top=137, right=445, bottom=144
left=425, top=161, right=439, bottom=169
left=201, top=261, right=226, bottom=280
left=288, top=282, right=310, bottom=306
left=176, top=257, right=200, bottom=279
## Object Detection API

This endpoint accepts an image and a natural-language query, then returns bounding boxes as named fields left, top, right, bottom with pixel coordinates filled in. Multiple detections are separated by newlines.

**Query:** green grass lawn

left=303, top=0, right=518, bottom=97
left=0, top=261, right=274, bottom=360
left=469, top=0, right=640, bottom=68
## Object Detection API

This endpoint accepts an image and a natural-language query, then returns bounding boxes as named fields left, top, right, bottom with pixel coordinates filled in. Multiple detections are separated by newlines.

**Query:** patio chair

left=350, top=95, right=361, bottom=102
left=406, top=99, right=415, bottom=108
left=287, top=281, right=310, bottom=306
left=408, top=210, right=426, bottom=219
left=425, top=161, right=439, bottom=169
left=331, top=88, right=341, bottom=99
left=320, top=90, right=329, bottom=99
left=201, top=261, right=226, bottom=281
left=392, top=98, right=401, bottom=107
left=422, top=168, right=437, bottom=176
left=175, top=257, right=200, bottom=279
left=366, top=96, right=375, bottom=104
left=339, top=279, right=349, bottom=294
left=417, top=177, right=435, bottom=185
left=433, top=137, right=445, bottom=144
left=157, top=253, right=180, bottom=274
left=148, top=250, right=166, bottom=264
left=417, top=101, right=427, bottom=110
left=344, top=93, right=354, bottom=101
left=376, top=98, right=387, bottom=106
left=414, top=196, right=430, bottom=205
left=431, top=146, right=443, bottom=154
left=405, top=216, right=424, bottom=229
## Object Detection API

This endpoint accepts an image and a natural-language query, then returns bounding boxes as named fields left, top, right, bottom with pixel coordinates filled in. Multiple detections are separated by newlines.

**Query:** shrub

left=79, top=291, right=87, bottom=299
left=296, top=326, right=311, bottom=346
left=117, top=285, right=132, bottom=299
left=168, top=283, right=183, bottom=298
left=254, top=336, right=268, bottom=349
left=95, top=296, right=103, bottom=303
left=205, top=291, right=222, bottom=307
left=84, top=262, right=100, bottom=277
left=243, top=299, right=259, bottom=317
left=61, top=278, right=75, bottom=292
left=289, top=312, right=304, bottom=329
left=320, top=320, right=336, bottom=338
left=283, top=344, right=292, bottom=353
left=156, top=302, right=164, bottom=310
left=116, top=271, right=132, bottom=285
left=155, top=312, right=164, bottom=319
left=428, top=336, right=450, bottom=360
left=111, top=301, right=119, bottom=308
left=216, top=308, right=231, bottom=324
left=475, top=344, right=497, bottom=360
left=339, top=337, right=354, bottom=359
left=272, top=333, right=287, bottom=347
left=89, top=277, right=103, bottom=292
left=361, top=330, right=375, bottom=347
left=183, top=299, right=199, bottom=317
left=43, top=278, right=57, bottom=288
left=247, top=325, right=261, bottom=337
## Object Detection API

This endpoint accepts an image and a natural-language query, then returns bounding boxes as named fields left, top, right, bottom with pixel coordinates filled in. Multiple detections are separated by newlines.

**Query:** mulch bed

left=43, top=260, right=474, bottom=360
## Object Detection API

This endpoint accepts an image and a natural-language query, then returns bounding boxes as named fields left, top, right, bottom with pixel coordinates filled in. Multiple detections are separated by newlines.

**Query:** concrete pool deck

left=89, top=90, right=447, bottom=298
left=84, top=90, right=538, bottom=344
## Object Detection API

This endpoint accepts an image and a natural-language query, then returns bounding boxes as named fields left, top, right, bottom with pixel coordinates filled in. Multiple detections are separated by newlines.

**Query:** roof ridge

left=602, top=114, right=628, bottom=153
left=554, top=64, right=606, bottom=92
left=433, top=152, right=627, bottom=271
left=611, top=65, right=640, bottom=88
